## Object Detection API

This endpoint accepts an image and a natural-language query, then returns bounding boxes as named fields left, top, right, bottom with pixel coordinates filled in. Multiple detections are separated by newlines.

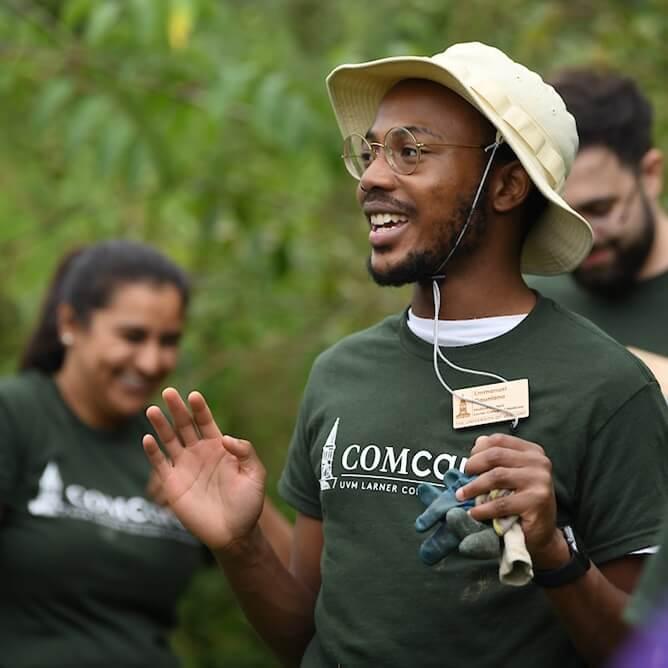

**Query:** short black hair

left=549, top=68, right=653, bottom=168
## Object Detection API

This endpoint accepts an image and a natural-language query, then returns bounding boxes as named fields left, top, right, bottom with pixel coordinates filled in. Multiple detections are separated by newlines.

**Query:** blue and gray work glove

left=415, top=469, right=500, bottom=565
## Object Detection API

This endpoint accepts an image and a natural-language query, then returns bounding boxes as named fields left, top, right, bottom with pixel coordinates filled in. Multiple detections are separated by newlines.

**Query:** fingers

left=466, top=445, right=539, bottom=475
left=221, top=435, right=266, bottom=480
left=454, top=434, right=556, bottom=538
left=188, top=391, right=223, bottom=440
left=469, top=490, right=537, bottom=523
left=221, top=434, right=251, bottom=456
left=461, top=437, right=550, bottom=501
left=142, top=433, right=174, bottom=481
left=146, top=404, right=185, bottom=462
left=469, top=433, right=543, bottom=457
left=163, top=387, right=201, bottom=446
left=458, top=465, right=548, bottom=501
left=159, top=387, right=224, bottom=445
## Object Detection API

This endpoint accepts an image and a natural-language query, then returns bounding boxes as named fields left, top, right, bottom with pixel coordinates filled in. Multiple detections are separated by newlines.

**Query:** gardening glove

left=415, top=469, right=478, bottom=565
left=446, top=507, right=501, bottom=559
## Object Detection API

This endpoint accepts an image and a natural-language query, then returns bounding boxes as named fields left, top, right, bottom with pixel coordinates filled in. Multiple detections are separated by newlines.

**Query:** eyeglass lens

left=343, top=127, right=419, bottom=179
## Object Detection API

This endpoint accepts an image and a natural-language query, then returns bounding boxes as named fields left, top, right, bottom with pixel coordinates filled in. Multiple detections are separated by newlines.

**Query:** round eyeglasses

left=341, top=126, right=488, bottom=180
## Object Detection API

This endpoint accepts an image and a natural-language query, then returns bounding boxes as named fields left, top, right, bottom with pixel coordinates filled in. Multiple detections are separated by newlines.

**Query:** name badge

left=452, top=379, right=529, bottom=429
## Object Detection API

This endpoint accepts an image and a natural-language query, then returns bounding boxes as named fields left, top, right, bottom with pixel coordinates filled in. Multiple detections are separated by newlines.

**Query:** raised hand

left=142, top=387, right=266, bottom=551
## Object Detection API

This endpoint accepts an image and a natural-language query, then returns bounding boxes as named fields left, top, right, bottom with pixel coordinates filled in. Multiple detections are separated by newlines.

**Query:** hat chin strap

left=426, top=130, right=520, bottom=432
left=430, top=130, right=503, bottom=281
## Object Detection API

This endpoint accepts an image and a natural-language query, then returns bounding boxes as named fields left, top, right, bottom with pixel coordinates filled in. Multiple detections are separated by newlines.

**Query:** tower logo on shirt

left=28, top=461, right=65, bottom=516
left=26, top=461, right=197, bottom=544
left=319, top=418, right=339, bottom=490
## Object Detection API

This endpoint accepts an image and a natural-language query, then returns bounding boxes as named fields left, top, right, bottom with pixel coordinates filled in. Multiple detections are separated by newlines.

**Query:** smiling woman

left=28, top=241, right=191, bottom=429
left=0, top=240, right=244, bottom=667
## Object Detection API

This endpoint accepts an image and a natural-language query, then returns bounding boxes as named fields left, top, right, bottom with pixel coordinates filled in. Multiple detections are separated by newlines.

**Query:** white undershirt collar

left=407, top=308, right=528, bottom=347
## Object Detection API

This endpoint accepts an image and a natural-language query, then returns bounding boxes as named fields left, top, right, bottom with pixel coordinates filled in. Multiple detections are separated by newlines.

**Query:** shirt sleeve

left=574, top=381, right=668, bottom=564
left=0, top=389, right=23, bottom=503
left=278, top=383, right=322, bottom=520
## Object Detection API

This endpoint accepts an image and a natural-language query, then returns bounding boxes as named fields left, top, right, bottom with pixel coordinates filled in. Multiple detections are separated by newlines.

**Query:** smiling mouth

left=580, top=246, right=615, bottom=269
left=369, top=212, right=409, bottom=232
left=118, top=372, right=155, bottom=394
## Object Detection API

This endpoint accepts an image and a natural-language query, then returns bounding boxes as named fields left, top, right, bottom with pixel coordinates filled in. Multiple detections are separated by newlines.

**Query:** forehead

left=368, top=79, right=488, bottom=138
left=564, top=145, right=634, bottom=204
left=96, top=282, right=185, bottom=325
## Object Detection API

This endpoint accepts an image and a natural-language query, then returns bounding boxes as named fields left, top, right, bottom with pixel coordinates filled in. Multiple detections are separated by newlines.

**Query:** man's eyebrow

left=405, top=125, right=445, bottom=140
left=364, top=125, right=445, bottom=141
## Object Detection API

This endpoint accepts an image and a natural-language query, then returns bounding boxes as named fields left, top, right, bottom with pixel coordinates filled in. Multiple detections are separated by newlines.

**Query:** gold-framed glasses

left=341, top=126, right=488, bottom=180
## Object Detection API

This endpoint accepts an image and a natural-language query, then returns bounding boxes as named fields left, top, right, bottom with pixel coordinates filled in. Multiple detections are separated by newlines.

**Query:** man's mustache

left=362, top=188, right=416, bottom=216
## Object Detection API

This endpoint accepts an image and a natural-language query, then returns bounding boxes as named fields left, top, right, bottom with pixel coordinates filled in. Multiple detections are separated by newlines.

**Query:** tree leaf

left=85, top=1, right=121, bottom=44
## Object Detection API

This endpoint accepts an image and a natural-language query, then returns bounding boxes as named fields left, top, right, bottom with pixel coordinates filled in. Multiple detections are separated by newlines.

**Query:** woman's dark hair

left=19, top=239, right=190, bottom=374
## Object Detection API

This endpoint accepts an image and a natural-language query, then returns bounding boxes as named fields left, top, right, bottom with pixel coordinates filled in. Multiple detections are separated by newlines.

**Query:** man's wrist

left=531, top=528, right=571, bottom=570
left=214, top=524, right=265, bottom=566
left=533, top=526, right=592, bottom=588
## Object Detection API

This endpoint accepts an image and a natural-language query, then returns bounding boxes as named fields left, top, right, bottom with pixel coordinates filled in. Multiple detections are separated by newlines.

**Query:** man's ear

left=639, top=148, right=663, bottom=200
left=490, top=161, right=532, bottom=214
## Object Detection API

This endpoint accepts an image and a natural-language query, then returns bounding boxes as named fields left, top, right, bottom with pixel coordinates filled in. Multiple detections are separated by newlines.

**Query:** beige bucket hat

left=327, top=41, right=593, bottom=276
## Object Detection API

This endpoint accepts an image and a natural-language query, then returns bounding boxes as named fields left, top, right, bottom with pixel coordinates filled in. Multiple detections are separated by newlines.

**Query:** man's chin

left=366, top=253, right=434, bottom=287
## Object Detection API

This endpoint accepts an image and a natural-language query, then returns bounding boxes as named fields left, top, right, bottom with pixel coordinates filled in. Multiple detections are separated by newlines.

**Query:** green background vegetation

left=1, top=1, right=667, bottom=665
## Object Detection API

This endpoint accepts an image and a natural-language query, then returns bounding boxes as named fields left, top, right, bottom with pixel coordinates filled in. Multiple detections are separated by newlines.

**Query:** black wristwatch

left=533, top=526, right=591, bottom=588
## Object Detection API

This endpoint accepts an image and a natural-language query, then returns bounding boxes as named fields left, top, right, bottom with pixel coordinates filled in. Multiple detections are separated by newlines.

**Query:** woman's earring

left=60, top=332, right=74, bottom=346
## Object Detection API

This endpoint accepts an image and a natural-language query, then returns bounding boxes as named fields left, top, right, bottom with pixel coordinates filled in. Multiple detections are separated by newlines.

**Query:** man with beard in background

left=530, top=70, right=668, bottom=389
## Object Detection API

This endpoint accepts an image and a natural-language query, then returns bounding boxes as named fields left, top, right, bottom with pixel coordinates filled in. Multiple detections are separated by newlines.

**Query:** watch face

left=563, top=525, right=577, bottom=551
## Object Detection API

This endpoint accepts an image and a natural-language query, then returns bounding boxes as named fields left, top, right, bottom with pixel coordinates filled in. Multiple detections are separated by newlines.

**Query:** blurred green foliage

left=1, top=1, right=668, bottom=665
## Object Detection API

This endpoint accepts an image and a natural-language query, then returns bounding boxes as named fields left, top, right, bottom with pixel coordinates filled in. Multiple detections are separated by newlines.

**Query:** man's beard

left=366, top=189, right=489, bottom=287
left=573, top=192, right=655, bottom=298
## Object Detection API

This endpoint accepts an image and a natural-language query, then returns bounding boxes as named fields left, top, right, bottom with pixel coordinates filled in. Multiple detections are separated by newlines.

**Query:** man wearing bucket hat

left=141, top=42, right=668, bottom=667
left=529, top=69, right=668, bottom=392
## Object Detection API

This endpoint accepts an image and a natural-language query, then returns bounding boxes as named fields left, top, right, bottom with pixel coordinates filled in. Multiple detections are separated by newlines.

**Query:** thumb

left=221, top=435, right=263, bottom=475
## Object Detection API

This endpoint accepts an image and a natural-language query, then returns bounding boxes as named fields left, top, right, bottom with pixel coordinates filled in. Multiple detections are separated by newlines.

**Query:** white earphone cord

left=429, top=132, right=519, bottom=431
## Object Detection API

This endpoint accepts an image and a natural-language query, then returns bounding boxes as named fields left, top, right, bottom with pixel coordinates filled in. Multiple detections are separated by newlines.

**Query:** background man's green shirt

left=529, top=272, right=668, bottom=355
left=0, top=372, right=203, bottom=668
left=279, top=296, right=668, bottom=668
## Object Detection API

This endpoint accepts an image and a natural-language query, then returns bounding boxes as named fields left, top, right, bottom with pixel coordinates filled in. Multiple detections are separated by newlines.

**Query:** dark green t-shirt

left=279, top=296, right=668, bottom=668
left=0, top=371, right=203, bottom=668
left=528, top=271, right=668, bottom=355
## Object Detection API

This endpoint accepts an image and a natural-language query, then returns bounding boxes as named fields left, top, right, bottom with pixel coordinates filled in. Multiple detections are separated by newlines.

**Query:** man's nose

left=588, top=218, right=616, bottom=245
left=359, top=148, right=397, bottom=193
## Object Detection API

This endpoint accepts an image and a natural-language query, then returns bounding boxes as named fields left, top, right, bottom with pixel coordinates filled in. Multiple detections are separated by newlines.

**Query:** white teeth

left=119, top=373, right=149, bottom=390
left=369, top=213, right=408, bottom=227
